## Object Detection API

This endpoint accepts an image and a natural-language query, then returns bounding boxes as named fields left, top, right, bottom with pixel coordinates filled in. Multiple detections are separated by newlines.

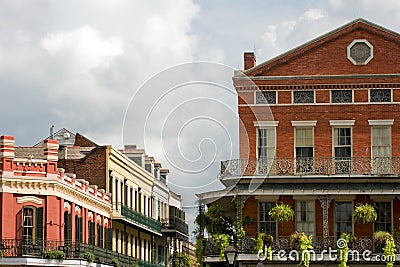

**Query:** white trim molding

left=347, top=39, right=374, bottom=65
left=17, top=196, right=43, bottom=205
left=329, top=120, right=355, bottom=126
left=254, top=121, right=279, bottom=127
left=368, top=119, right=394, bottom=126
left=64, top=202, right=71, bottom=212
left=291, top=120, right=317, bottom=127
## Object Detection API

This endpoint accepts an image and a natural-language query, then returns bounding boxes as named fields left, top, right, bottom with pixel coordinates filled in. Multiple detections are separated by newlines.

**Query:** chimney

left=244, top=52, right=256, bottom=70
left=43, top=139, right=59, bottom=161
left=1, top=135, right=15, bottom=172
left=0, top=135, right=15, bottom=159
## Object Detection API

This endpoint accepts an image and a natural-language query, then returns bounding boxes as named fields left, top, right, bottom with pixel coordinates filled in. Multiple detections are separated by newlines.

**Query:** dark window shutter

left=75, top=216, right=83, bottom=243
left=35, top=207, right=43, bottom=240
left=16, top=209, right=23, bottom=239
left=99, top=225, right=104, bottom=248
left=106, top=228, right=112, bottom=250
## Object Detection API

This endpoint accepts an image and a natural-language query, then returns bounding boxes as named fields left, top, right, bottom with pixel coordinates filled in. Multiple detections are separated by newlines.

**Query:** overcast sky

left=2, top=0, right=400, bottom=239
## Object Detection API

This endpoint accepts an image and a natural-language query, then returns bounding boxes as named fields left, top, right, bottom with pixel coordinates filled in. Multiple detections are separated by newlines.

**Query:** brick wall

left=242, top=196, right=258, bottom=237
left=239, top=103, right=400, bottom=159
left=60, top=147, right=107, bottom=190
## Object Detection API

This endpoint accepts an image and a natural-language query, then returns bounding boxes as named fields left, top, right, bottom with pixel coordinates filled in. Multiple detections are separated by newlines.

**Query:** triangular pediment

left=244, top=18, right=400, bottom=77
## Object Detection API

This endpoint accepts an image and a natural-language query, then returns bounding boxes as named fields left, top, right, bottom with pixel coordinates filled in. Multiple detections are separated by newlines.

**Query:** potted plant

left=84, top=251, right=95, bottom=263
left=353, top=203, right=377, bottom=223
left=268, top=203, right=294, bottom=222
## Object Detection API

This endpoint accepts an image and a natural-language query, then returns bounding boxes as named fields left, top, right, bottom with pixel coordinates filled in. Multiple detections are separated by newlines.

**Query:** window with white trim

left=296, top=200, right=314, bottom=236
left=370, top=89, right=391, bottom=102
left=256, top=124, right=277, bottom=174
left=293, top=91, right=314, bottom=103
left=333, top=127, right=352, bottom=173
left=255, top=91, right=276, bottom=104
left=331, top=90, right=352, bottom=103
left=295, top=127, right=314, bottom=173
left=257, top=128, right=276, bottom=159
left=371, top=125, right=392, bottom=174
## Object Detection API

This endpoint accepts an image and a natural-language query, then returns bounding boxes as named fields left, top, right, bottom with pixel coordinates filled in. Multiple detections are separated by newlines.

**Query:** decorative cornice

left=17, top=196, right=43, bottom=205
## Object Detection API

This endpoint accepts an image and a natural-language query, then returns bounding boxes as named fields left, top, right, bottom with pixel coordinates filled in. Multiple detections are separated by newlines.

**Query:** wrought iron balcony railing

left=220, top=157, right=400, bottom=177
left=119, top=204, right=162, bottom=234
left=161, top=218, right=189, bottom=236
left=203, top=236, right=400, bottom=256
left=0, top=239, right=162, bottom=267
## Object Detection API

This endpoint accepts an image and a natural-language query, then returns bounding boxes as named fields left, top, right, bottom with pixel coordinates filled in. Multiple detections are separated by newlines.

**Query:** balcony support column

left=317, top=195, right=332, bottom=246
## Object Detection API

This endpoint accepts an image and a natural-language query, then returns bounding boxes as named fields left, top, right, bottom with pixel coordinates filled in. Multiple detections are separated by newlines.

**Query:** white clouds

left=41, top=25, right=124, bottom=72
left=300, top=8, right=327, bottom=22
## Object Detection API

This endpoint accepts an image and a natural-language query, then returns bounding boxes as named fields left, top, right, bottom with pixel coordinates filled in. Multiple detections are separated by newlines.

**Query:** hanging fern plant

left=268, top=203, right=294, bottom=222
left=353, top=203, right=377, bottom=223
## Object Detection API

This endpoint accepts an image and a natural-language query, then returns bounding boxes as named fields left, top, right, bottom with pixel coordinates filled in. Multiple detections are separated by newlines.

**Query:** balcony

left=161, top=217, right=189, bottom=237
left=220, top=157, right=400, bottom=178
left=118, top=204, right=162, bottom=235
left=203, top=236, right=400, bottom=263
left=0, top=239, right=163, bottom=267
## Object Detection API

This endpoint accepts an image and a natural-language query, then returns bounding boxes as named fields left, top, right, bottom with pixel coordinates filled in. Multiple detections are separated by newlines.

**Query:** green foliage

left=169, top=251, right=192, bottom=267
left=197, top=204, right=225, bottom=235
left=353, top=203, right=377, bottom=223
left=374, top=231, right=390, bottom=242
left=194, top=237, right=205, bottom=266
left=268, top=204, right=294, bottom=222
left=374, top=231, right=396, bottom=267
left=111, top=258, right=120, bottom=267
left=243, top=215, right=254, bottom=225
left=338, top=233, right=350, bottom=267
left=233, top=219, right=246, bottom=242
left=132, top=263, right=139, bottom=267
left=214, top=234, right=230, bottom=259
left=84, top=251, right=95, bottom=263
left=0, top=250, right=2, bottom=258
left=298, top=233, right=313, bottom=267
left=253, top=233, right=273, bottom=254
left=42, top=250, right=66, bottom=261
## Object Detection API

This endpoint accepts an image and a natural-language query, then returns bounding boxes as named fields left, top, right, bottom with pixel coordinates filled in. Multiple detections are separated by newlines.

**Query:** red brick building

left=198, top=18, right=400, bottom=266
left=0, top=135, right=113, bottom=266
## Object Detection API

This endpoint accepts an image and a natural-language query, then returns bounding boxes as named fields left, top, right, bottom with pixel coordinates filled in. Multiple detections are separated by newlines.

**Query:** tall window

left=296, top=201, right=314, bottom=236
left=259, top=202, right=277, bottom=238
left=335, top=202, right=353, bottom=237
left=88, top=221, right=95, bottom=245
left=64, top=211, right=72, bottom=241
left=371, top=125, right=392, bottom=174
left=333, top=128, right=352, bottom=173
left=257, top=128, right=276, bottom=159
left=97, top=224, right=104, bottom=247
left=295, top=127, right=314, bottom=173
left=257, top=126, right=276, bottom=174
left=23, top=207, right=34, bottom=241
left=374, top=202, right=392, bottom=232
left=75, top=216, right=83, bottom=243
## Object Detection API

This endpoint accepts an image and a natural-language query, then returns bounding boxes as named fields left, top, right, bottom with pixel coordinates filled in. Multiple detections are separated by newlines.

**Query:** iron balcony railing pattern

left=161, top=218, right=189, bottom=236
left=220, top=157, right=400, bottom=177
left=119, top=204, right=162, bottom=234
left=0, top=239, right=163, bottom=267
left=204, top=236, right=400, bottom=256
